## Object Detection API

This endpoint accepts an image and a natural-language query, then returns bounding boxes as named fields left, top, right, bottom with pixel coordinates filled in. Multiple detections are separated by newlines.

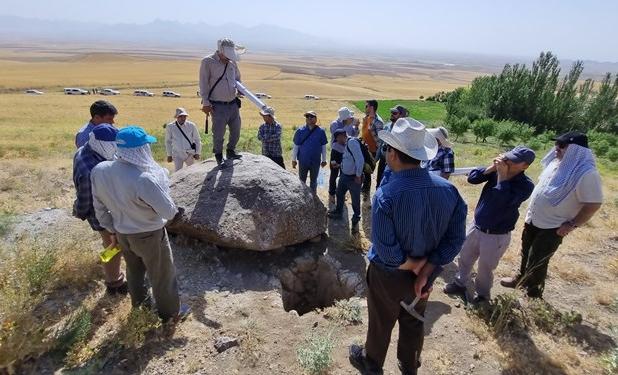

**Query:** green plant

left=117, top=306, right=162, bottom=349
left=447, top=116, right=470, bottom=141
left=516, top=123, right=535, bottom=142
left=297, top=330, right=336, bottom=375
left=592, top=140, right=611, bottom=156
left=324, top=298, right=362, bottom=326
left=608, top=149, right=618, bottom=162
left=472, top=118, right=497, bottom=143
left=527, top=139, right=543, bottom=151
left=602, top=347, right=618, bottom=374
left=0, top=212, right=15, bottom=237
left=496, top=121, right=518, bottom=146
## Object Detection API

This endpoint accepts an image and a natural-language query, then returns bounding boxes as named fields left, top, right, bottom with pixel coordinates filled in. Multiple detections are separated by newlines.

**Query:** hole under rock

left=279, top=255, right=363, bottom=316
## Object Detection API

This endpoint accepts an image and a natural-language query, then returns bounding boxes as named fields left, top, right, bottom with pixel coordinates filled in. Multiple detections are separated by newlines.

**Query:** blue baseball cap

left=91, top=123, right=118, bottom=141
left=504, top=146, right=535, bottom=165
left=116, top=126, right=157, bottom=148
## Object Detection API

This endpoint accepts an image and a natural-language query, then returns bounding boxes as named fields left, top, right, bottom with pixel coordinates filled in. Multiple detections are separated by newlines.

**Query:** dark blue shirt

left=73, top=144, right=106, bottom=223
left=368, top=167, right=467, bottom=268
left=293, top=125, right=328, bottom=167
left=468, top=167, right=534, bottom=233
left=75, top=121, right=95, bottom=148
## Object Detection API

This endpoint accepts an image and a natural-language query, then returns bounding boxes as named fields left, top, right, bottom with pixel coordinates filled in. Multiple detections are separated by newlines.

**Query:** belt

left=475, top=225, right=510, bottom=235
left=210, top=99, right=236, bottom=105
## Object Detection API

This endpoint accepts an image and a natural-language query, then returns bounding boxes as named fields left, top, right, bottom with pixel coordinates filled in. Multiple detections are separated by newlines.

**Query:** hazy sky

left=3, top=0, right=618, bottom=61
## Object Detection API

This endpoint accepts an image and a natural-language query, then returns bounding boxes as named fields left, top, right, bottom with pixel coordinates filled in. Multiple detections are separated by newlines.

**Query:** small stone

left=473, top=352, right=480, bottom=360
left=313, top=321, right=318, bottom=328
left=470, top=363, right=475, bottom=370
left=214, top=336, right=239, bottom=353
left=455, top=302, right=461, bottom=308
left=289, top=310, right=299, bottom=317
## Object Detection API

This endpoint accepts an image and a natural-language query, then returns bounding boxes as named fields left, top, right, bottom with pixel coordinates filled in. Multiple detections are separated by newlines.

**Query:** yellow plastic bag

left=99, top=245, right=121, bottom=263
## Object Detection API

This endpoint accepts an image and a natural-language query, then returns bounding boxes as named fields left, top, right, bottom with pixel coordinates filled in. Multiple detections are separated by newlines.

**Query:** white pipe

left=451, top=167, right=478, bottom=176
left=235, top=81, right=267, bottom=111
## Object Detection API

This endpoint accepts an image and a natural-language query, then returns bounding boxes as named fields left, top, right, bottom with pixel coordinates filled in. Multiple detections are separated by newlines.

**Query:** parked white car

left=162, top=90, right=181, bottom=98
left=101, top=88, right=120, bottom=95
left=134, top=89, right=155, bottom=97
left=255, top=92, right=272, bottom=99
left=304, top=94, right=320, bottom=100
left=64, top=88, right=89, bottom=95
left=25, top=89, right=44, bottom=95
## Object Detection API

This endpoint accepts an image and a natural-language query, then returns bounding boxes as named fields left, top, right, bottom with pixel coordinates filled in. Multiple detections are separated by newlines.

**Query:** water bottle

left=317, top=169, right=326, bottom=188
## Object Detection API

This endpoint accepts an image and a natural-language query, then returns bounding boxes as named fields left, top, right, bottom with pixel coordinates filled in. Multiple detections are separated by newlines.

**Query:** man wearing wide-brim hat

left=165, top=107, right=202, bottom=172
left=425, top=126, right=455, bottom=180
left=349, top=118, right=467, bottom=375
left=257, top=106, right=285, bottom=169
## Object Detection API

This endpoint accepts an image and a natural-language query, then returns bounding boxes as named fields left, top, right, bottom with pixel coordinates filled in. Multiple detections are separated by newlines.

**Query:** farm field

left=0, top=46, right=617, bottom=375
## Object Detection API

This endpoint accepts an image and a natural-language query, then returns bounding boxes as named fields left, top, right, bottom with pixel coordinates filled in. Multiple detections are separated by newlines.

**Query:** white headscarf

left=540, top=144, right=596, bottom=206
left=117, top=144, right=170, bottom=193
left=88, top=130, right=117, bottom=160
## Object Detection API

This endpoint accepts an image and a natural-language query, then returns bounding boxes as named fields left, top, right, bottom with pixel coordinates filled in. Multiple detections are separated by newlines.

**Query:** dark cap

left=389, top=105, right=409, bottom=117
left=333, top=128, right=347, bottom=137
left=553, top=131, right=588, bottom=148
left=504, top=145, right=536, bottom=165
left=91, top=124, right=118, bottom=142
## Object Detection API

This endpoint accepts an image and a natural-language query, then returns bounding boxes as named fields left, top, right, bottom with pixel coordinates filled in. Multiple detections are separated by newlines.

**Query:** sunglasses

left=555, top=141, right=567, bottom=149
left=305, top=115, right=316, bottom=119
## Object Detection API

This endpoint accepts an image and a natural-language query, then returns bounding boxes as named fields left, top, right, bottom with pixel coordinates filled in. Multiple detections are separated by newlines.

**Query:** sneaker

left=327, top=210, right=342, bottom=219
left=226, top=149, right=242, bottom=160
left=443, top=282, right=467, bottom=295
left=215, top=153, right=224, bottom=165
left=500, top=276, right=519, bottom=288
left=106, top=280, right=129, bottom=296
left=348, top=344, right=383, bottom=375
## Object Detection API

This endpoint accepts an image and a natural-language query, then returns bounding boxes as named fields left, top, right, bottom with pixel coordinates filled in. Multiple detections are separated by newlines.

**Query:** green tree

left=472, top=118, right=497, bottom=143
left=447, top=116, right=470, bottom=141
left=496, top=121, right=518, bottom=146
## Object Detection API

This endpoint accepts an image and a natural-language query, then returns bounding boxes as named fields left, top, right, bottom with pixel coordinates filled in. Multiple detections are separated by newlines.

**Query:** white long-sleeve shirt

left=165, top=120, right=202, bottom=159
left=341, top=137, right=364, bottom=177
left=91, top=160, right=177, bottom=234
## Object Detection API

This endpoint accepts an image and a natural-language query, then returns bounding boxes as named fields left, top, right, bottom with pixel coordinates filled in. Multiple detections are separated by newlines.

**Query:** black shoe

left=348, top=344, right=383, bottom=375
left=472, top=295, right=488, bottom=304
left=226, top=149, right=241, bottom=160
left=215, top=153, right=224, bottom=164
left=351, top=221, right=360, bottom=234
left=327, top=210, right=342, bottom=219
left=443, top=282, right=466, bottom=295
left=106, top=281, right=128, bottom=296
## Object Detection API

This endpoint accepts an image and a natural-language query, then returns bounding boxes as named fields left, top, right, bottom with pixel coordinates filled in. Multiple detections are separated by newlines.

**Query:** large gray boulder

left=167, top=153, right=326, bottom=251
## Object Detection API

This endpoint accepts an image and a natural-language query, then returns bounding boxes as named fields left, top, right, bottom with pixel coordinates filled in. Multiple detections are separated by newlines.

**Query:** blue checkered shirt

left=425, top=147, right=455, bottom=174
left=257, top=122, right=283, bottom=157
left=73, top=144, right=106, bottom=225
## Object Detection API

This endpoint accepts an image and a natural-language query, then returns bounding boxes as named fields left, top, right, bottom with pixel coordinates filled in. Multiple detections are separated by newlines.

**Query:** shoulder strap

left=299, top=126, right=318, bottom=146
left=208, top=62, right=229, bottom=101
left=175, top=122, right=193, bottom=145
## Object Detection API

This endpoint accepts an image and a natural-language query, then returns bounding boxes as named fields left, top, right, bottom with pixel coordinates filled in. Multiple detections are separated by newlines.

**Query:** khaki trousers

left=173, top=154, right=195, bottom=171
left=117, top=228, right=180, bottom=320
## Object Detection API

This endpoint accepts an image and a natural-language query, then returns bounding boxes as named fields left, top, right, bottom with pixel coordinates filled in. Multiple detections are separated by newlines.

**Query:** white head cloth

left=88, top=131, right=117, bottom=160
left=117, top=144, right=170, bottom=193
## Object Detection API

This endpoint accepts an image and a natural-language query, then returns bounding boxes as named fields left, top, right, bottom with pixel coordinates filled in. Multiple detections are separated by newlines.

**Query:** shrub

left=447, top=116, right=470, bottom=141
left=608, top=149, right=618, bottom=162
left=297, top=330, right=336, bottom=375
left=592, top=140, right=610, bottom=156
left=515, top=123, right=535, bottom=142
left=117, top=306, right=162, bottom=349
left=527, top=139, right=544, bottom=151
left=472, top=118, right=497, bottom=143
left=538, top=131, right=557, bottom=145
left=496, top=121, right=518, bottom=146
left=324, top=298, right=362, bottom=326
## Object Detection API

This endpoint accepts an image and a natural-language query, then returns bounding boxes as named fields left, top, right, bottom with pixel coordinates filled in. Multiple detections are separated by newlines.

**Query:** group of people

left=70, top=38, right=604, bottom=374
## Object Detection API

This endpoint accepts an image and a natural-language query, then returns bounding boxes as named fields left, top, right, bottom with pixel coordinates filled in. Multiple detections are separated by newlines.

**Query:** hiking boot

left=328, top=195, right=336, bottom=205
left=215, top=153, right=224, bottom=165
left=472, top=295, right=489, bottom=304
left=348, top=344, right=383, bottom=375
left=226, top=149, right=242, bottom=160
left=351, top=222, right=360, bottom=234
left=500, top=276, right=520, bottom=288
left=443, top=282, right=466, bottom=295
left=106, top=280, right=128, bottom=296
left=327, top=210, right=342, bottom=219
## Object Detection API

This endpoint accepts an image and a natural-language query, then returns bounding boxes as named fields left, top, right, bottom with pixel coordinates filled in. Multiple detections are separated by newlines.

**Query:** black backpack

left=347, top=138, right=376, bottom=173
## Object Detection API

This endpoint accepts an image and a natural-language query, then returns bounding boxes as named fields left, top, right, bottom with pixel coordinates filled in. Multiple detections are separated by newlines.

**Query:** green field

left=353, top=99, right=446, bottom=125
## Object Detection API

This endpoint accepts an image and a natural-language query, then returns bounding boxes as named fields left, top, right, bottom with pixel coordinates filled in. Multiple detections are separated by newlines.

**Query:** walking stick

left=204, top=113, right=209, bottom=134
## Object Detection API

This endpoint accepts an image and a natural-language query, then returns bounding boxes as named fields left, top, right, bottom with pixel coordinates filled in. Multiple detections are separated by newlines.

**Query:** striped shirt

left=257, top=122, right=283, bottom=157
left=367, top=167, right=467, bottom=268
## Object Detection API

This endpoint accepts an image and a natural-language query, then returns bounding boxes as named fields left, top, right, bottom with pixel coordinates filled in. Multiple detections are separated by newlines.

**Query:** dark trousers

left=335, top=174, right=361, bottom=224
left=329, top=150, right=343, bottom=196
left=518, top=222, right=563, bottom=298
left=362, top=152, right=377, bottom=193
left=376, top=156, right=386, bottom=189
left=299, top=163, right=320, bottom=193
left=265, top=154, right=285, bottom=169
left=365, top=263, right=427, bottom=374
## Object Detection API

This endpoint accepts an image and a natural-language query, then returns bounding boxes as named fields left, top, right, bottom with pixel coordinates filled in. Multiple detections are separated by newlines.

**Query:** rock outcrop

left=167, top=153, right=327, bottom=251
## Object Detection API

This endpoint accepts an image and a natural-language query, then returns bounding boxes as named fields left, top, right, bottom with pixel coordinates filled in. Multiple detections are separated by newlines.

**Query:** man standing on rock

left=443, top=146, right=535, bottom=303
left=75, top=100, right=118, bottom=148
left=327, top=129, right=364, bottom=234
left=91, top=126, right=190, bottom=322
left=165, top=107, right=202, bottom=172
left=199, top=38, right=245, bottom=164
left=257, top=106, right=285, bottom=169
left=376, top=105, right=408, bottom=187
left=72, top=124, right=127, bottom=295
left=349, top=118, right=467, bottom=375
left=501, top=131, right=602, bottom=298
left=329, top=107, right=359, bottom=206
left=360, top=100, right=383, bottom=197
left=292, top=111, right=328, bottom=193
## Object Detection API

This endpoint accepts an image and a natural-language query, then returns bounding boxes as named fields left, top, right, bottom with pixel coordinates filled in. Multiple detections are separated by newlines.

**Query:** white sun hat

left=217, top=38, right=246, bottom=62
left=175, top=107, right=189, bottom=117
left=260, top=106, right=276, bottom=119
left=337, top=107, right=354, bottom=122
left=378, top=118, right=438, bottom=161
left=427, top=126, right=453, bottom=148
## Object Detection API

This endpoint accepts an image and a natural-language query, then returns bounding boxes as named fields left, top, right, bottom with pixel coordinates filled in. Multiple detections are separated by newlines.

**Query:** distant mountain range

left=1, top=15, right=617, bottom=78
